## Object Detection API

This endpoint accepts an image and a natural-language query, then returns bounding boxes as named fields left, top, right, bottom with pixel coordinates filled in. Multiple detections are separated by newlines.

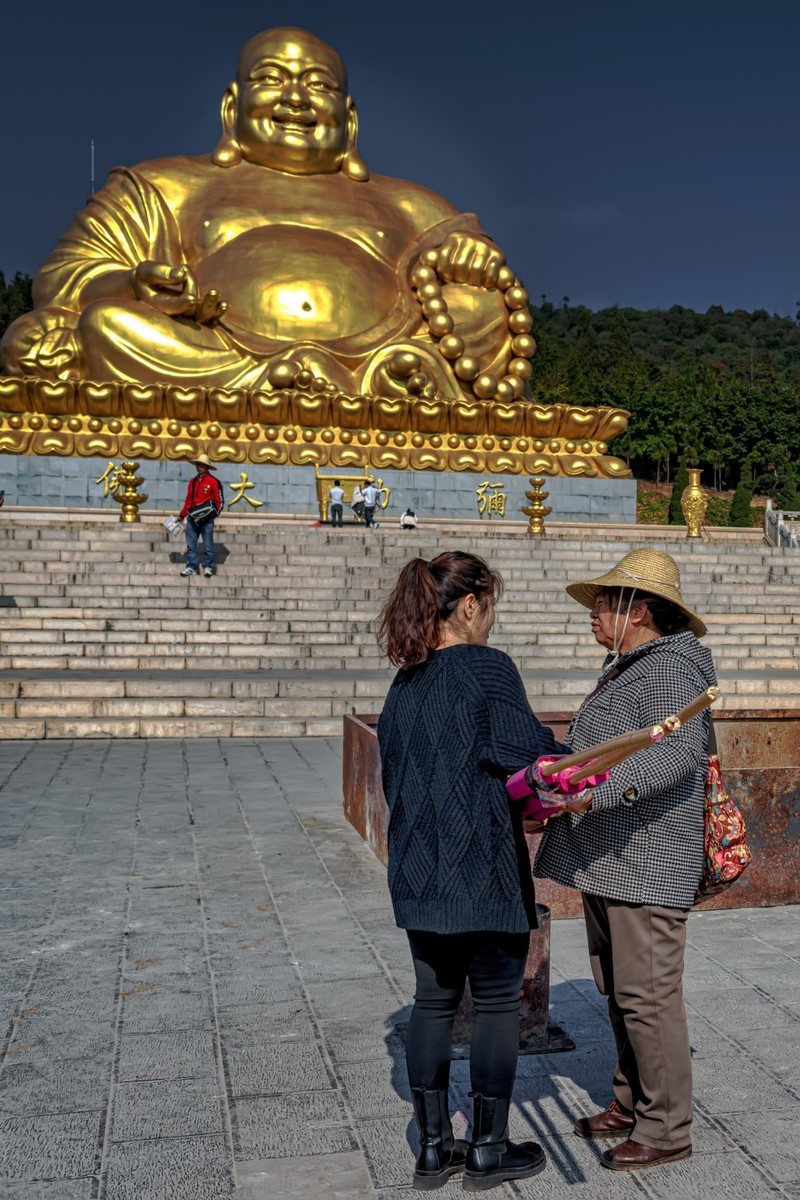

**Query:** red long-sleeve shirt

left=179, top=473, right=223, bottom=520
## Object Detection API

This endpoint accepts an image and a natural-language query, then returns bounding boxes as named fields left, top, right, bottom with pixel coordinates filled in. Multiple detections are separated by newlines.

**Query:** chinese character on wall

left=95, top=461, right=121, bottom=498
left=476, top=481, right=507, bottom=519
left=227, top=472, right=264, bottom=509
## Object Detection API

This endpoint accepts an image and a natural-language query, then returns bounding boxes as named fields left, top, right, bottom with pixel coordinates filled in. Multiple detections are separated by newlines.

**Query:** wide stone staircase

left=0, top=511, right=798, bottom=737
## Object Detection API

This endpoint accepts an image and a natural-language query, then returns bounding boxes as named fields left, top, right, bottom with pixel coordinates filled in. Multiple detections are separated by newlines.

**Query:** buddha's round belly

left=197, top=226, right=399, bottom=341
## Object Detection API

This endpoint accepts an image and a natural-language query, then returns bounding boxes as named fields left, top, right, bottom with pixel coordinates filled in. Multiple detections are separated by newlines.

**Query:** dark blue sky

left=3, top=0, right=799, bottom=315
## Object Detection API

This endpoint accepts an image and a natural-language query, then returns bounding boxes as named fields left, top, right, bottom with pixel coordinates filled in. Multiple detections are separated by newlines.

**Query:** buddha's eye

left=253, top=71, right=283, bottom=86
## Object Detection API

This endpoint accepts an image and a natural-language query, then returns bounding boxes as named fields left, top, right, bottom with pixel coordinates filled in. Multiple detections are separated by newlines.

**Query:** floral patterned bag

left=695, top=746, right=752, bottom=903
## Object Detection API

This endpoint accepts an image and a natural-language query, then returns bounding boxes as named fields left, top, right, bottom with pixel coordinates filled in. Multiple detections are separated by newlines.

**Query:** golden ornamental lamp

left=522, top=477, right=552, bottom=537
left=113, top=461, right=148, bottom=523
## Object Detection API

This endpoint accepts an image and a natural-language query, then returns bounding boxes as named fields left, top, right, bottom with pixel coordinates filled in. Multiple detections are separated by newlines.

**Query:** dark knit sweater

left=377, top=643, right=564, bottom=935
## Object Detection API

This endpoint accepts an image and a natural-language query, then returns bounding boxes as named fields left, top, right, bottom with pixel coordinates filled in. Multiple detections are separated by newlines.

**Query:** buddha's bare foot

left=360, top=343, right=461, bottom=401
left=263, top=352, right=353, bottom=395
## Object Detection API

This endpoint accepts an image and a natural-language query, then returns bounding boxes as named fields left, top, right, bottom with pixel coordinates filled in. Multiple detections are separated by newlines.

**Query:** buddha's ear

left=342, top=97, right=369, bottom=181
left=212, top=83, right=242, bottom=168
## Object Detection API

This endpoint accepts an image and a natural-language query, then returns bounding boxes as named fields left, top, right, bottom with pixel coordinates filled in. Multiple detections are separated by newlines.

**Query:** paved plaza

left=0, top=737, right=799, bottom=1199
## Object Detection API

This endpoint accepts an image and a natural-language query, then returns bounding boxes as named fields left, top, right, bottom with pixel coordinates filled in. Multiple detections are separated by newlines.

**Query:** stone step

left=1, top=537, right=796, bottom=559
left=3, top=574, right=798, bottom=591
left=2, top=617, right=797, bottom=643
left=0, top=673, right=796, bottom=738
left=0, top=715, right=345, bottom=739
left=2, top=627, right=793, bottom=660
left=3, top=606, right=796, bottom=632
left=2, top=604, right=798, bottom=627
left=1, top=535, right=794, bottom=554
left=1, top=545, right=791, bottom=568
left=4, top=587, right=799, bottom=611
left=3, top=544, right=798, bottom=568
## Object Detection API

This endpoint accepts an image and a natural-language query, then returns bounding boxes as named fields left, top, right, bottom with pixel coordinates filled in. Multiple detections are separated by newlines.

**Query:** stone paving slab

left=237, top=1151, right=375, bottom=1200
left=0, top=738, right=799, bottom=1198
left=110, top=1078, right=224, bottom=1140
left=0, top=1182, right=95, bottom=1200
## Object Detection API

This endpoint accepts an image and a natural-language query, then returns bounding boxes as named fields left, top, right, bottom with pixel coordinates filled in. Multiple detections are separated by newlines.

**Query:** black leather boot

left=463, top=1093, right=546, bottom=1192
left=410, top=1087, right=468, bottom=1190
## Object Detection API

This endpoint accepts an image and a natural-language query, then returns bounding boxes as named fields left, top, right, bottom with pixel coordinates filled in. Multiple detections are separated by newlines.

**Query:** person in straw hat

left=534, top=548, right=716, bottom=1173
left=178, top=454, right=224, bottom=577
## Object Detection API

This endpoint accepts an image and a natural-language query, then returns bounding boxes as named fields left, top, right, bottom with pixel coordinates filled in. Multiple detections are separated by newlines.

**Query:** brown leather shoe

left=574, top=1100, right=635, bottom=1140
left=601, top=1139, right=692, bottom=1171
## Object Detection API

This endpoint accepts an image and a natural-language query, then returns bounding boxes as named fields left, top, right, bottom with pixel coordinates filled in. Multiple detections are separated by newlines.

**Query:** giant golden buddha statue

left=2, top=26, right=536, bottom=404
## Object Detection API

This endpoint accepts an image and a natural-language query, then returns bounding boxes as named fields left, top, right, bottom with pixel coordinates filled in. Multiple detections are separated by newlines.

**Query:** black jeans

left=364, top=504, right=376, bottom=527
left=405, top=930, right=529, bottom=1097
left=330, top=503, right=343, bottom=527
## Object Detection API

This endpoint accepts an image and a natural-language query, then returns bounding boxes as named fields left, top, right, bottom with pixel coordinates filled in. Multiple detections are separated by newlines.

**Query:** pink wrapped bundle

left=533, top=756, right=610, bottom=794
left=507, top=756, right=610, bottom=801
left=506, top=763, right=567, bottom=824
left=517, top=790, right=568, bottom=824
left=506, top=755, right=611, bottom=824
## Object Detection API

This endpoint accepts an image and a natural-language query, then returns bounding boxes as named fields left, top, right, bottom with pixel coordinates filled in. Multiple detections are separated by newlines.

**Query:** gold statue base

left=0, top=377, right=631, bottom=480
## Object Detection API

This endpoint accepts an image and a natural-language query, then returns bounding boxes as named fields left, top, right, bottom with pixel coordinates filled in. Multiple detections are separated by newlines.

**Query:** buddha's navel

left=195, top=225, right=398, bottom=341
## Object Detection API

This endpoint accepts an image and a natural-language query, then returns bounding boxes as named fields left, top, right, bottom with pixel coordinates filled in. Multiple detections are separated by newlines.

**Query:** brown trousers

left=582, top=893, right=692, bottom=1149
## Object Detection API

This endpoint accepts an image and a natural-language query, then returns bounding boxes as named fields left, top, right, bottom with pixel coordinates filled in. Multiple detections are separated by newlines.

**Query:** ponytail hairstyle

left=377, top=550, right=503, bottom=667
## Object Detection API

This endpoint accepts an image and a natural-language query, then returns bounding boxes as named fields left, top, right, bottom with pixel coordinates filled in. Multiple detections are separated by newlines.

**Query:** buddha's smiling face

left=232, top=29, right=351, bottom=175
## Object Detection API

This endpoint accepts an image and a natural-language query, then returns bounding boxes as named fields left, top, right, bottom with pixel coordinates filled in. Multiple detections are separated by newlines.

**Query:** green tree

left=606, top=309, right=636, bottom=364
left=0, top=271, right=34, bottom=342
left=668, top=464, right=690, bottom=524
left=728, top=476, right=754, bottom=526
left=756, top=445, right=800, bottom=510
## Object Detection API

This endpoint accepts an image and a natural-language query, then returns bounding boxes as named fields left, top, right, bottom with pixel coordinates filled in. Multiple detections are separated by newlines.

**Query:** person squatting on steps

left=535, top=548, right=717, bottom=1172
left=178, top=455, right=224, bottom=578
left=376, top=550, right=586, bottom=1192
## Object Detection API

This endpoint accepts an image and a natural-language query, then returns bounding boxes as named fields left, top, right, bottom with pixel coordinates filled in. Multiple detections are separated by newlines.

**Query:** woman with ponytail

left=376, top=550, right=568, bottom=1192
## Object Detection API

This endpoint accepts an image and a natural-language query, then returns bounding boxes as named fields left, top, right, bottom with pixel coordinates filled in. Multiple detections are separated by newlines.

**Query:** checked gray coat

left=535, top=632, right=717, bottom=909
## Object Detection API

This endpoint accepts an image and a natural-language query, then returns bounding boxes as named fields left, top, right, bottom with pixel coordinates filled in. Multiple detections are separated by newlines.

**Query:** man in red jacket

left=178, top=455, right=224, bottom=577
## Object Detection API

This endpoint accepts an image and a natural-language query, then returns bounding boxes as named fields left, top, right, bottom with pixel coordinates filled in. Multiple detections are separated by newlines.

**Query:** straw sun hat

left=565, top=548, right=707, bottom=638
left=193, top=454, right=217, bottom=469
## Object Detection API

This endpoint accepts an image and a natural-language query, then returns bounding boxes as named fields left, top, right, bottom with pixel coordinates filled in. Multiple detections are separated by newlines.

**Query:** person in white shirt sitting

left=400, top=509, right=418, bottom=531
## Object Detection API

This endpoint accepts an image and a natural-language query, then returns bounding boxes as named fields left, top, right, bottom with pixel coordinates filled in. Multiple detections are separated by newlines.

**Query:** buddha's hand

left=433, top=233, right=505, bottom=289
left=132, top=262, right=228, bottom=325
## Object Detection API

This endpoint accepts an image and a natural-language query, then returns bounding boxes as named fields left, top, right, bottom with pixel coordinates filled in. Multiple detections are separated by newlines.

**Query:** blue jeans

left=185, top=517, right=215, bottom=570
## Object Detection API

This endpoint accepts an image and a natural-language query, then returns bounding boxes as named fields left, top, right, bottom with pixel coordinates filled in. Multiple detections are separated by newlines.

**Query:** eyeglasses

left=590, top=596, right=616, bottom=615
left=591, top=594, right=648, bottom=617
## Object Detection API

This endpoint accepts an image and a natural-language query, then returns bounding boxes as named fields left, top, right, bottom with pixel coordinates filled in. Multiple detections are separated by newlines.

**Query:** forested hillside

left=530, top=301, right=800, bottom=494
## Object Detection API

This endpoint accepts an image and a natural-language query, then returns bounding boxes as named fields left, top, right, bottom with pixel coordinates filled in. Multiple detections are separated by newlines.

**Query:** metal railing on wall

left=764, top=499, right=800, bottom=548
